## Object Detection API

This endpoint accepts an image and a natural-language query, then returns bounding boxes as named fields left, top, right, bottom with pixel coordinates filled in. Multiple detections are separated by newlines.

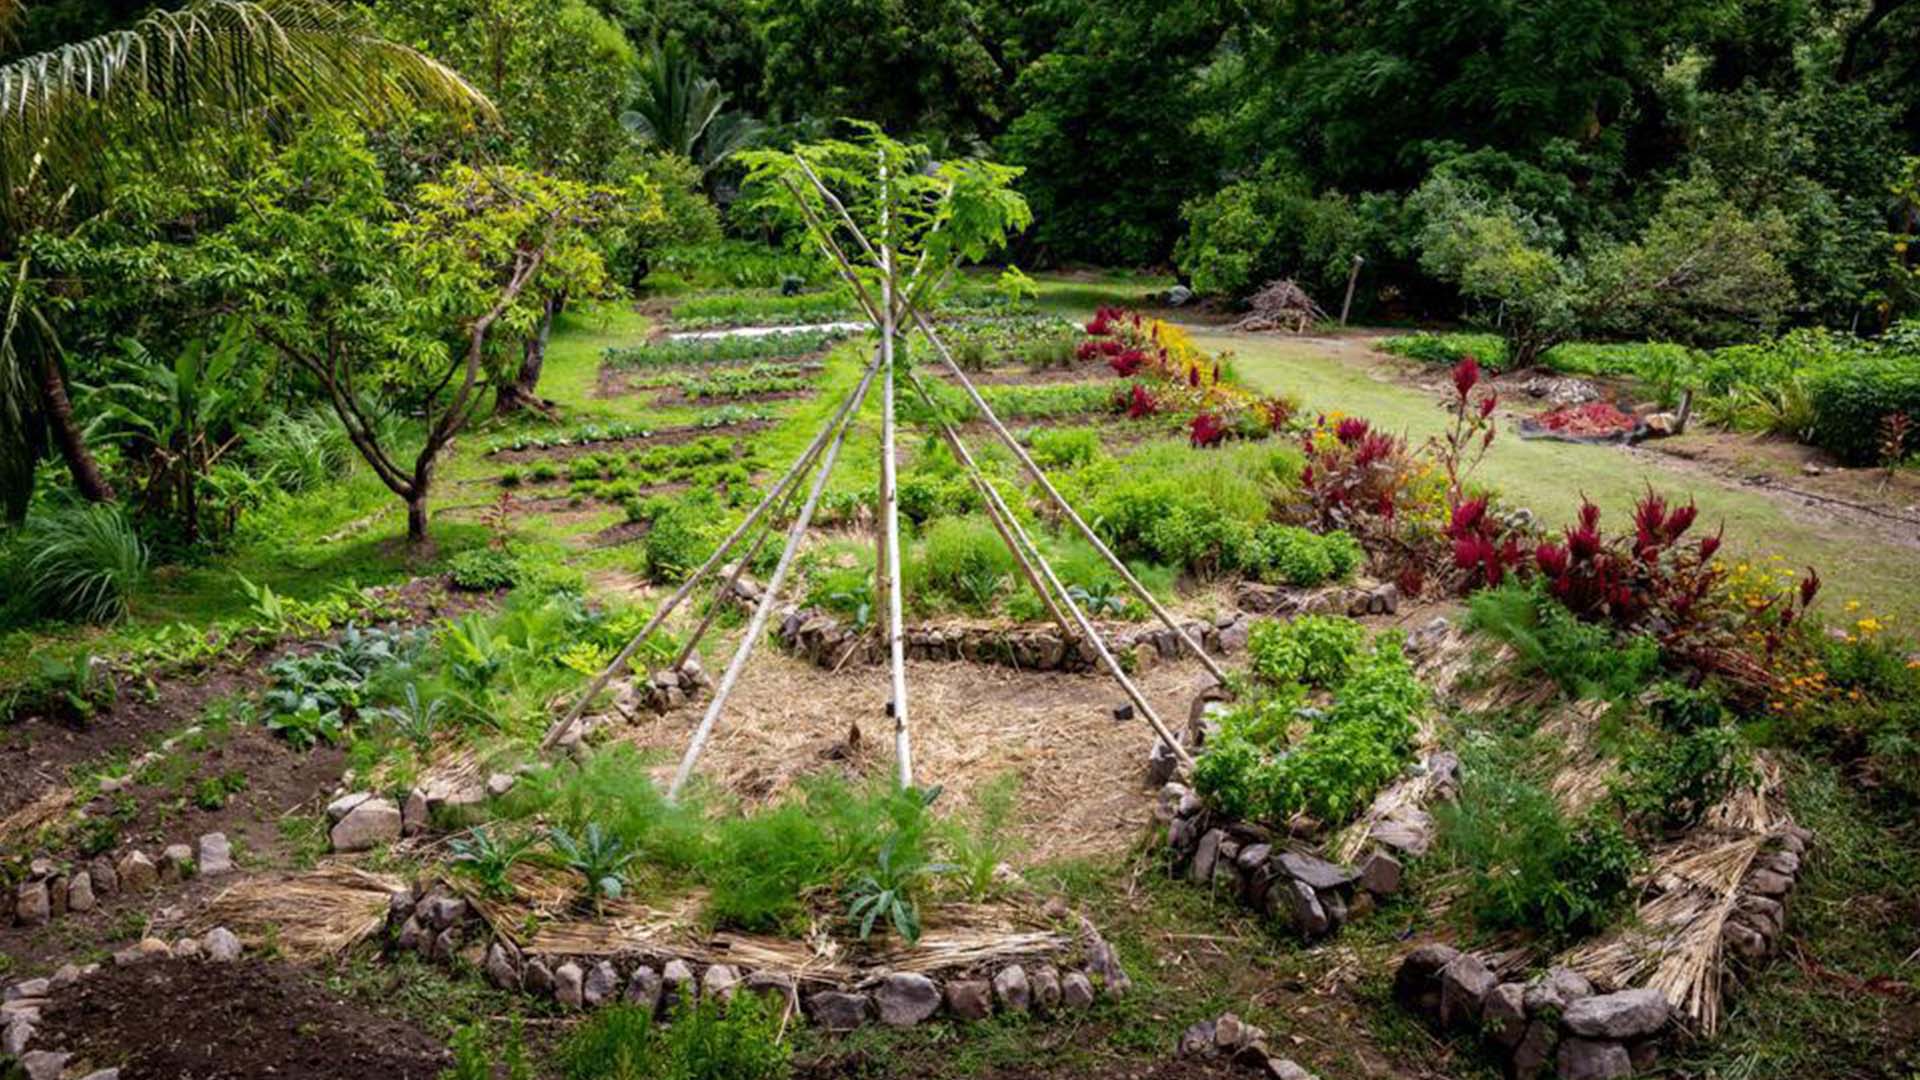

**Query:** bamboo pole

left=876, top=152, right=913, bottom=789
left=905, top=369, right=1192, bottom=769
left=785, top=160, right=1227, bottom=685
left=786, top=174, right=1075, bottom=647
left=669, top=354, right=883, bottom=800
left=540, top=347, right=885, bottom=751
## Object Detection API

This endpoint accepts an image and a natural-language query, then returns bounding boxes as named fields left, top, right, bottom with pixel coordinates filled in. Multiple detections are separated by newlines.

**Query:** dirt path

left=1205, top=328, right=1920, bottom=627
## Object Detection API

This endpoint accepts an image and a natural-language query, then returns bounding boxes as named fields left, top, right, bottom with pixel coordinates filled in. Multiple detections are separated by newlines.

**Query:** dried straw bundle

left=192, top=863, right=405, bottom=959
left=1558, top=755, right=1792, bottom=1035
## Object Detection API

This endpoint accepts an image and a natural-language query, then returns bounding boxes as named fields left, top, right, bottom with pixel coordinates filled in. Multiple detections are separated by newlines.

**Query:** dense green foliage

left=1193, top=617, right=1425, bottom=828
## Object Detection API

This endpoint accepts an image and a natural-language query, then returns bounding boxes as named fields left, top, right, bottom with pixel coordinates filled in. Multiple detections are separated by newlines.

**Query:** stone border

left=2, top=925, right=245, bottom=1079
left=6, top=832, right=233, bottom=930
left=1176, top=1012, right=1323, bottom=1079
left=1156, top=780, right=1404, bottom=939
left=747, top=577, right=1400, bottom=675
left=385, top=880, right=1132, bottom=1032
left=1391, top=825, right=1811, bottom=1080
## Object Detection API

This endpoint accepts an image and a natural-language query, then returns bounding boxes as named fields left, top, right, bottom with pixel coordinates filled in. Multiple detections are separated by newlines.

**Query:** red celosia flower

left=1479, top=393, right=1498, bottom=419
left=1698, top=530, right=1721, bottom=561
left=1335, top=417, right=1371, bottom=446
left=1453, top=356, right=1481, bottom=398
left=1189, top=412, right=1226, bottom=448
left=1799, top=567, right=1821, bottom=609
left=1536, top=542, right=1570, bottom=578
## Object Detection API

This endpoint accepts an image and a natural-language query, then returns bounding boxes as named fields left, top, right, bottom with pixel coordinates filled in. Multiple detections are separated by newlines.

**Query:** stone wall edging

left=384, top=879, right=1133, bottom=1032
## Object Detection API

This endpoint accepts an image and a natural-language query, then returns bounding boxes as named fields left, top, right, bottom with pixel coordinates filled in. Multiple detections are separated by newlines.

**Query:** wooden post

left=1676, top=389, right=1693, bottom=436
left=1340, top=254, right=1363, bottom=327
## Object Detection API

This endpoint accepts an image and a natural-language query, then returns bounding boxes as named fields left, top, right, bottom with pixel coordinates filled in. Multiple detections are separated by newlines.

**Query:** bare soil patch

left=616, top=651, right=1215, bottom=865
left=32, top=958, right=449, bottom=1079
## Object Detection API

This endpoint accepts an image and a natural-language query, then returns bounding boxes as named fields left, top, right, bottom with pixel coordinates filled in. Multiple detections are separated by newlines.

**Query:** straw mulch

left=614, top=651, right=1207, bottom=865
left=1539, top=699, right=1617, bottom=816
left=187, top=863, right=407, bottom=960
left=0, top=785, right=76, bottom=849
left=1558, top=755, right=1795, bottom=1035
left=464, top=863, right=1073, bottom=984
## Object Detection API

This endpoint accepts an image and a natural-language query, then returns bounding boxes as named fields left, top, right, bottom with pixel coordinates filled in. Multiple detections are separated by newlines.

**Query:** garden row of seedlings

left=384, top=879, right=1135, bottom=1032
left=1391, top=823, right=1809, bottom=1079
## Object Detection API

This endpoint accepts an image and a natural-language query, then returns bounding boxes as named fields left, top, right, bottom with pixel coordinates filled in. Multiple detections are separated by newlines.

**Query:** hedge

left=1807, top=357, right=1920, bottom=465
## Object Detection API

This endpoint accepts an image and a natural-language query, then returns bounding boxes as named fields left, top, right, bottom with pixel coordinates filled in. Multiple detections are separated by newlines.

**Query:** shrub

left=1440, top=740, right=1643, bottom=943
left=20, top=503, right=150, bottom=623
left=1806, top=355, right=1920, bottom=465
left=1175, top=170, right=1360, bottom=300
left=1380, top=332, right=1509, bottom=370
left=1243, top=525, right=1363, bottom=587
left=1247, top=614, right=1368, bottom=688
left=1067, top=440, right=1297, bottom=577
left=447, top=548, right=520, bottom=591
left=644, top=494, right=720, bottom=583
left=1030, top=426, right=1102, bottom=469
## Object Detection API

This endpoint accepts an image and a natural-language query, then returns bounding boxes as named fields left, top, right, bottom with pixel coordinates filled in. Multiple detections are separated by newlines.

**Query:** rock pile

left=384, top=879, right=1128, bottom=1032
left=1721, top=829, right=1809, bottom=963
left=5, top=834, right=232, bottom=929
left=2, top=925, right=243, bottom=1077
left=1159, top=781, right=1403, bottom=939
left=1396, top=948, right=1668, bottom=1080
left=1176, top=1011, right=1320, bottom=1078
left=1232, top=581, right=1399, bottom=619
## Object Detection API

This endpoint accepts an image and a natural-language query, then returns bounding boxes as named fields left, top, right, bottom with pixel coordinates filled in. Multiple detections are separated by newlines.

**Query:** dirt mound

left=31, top=959, right=448, bottom=1079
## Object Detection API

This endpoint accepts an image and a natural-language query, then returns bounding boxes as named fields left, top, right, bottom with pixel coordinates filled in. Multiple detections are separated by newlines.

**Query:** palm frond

left=0, top=0, right=494, bottom=211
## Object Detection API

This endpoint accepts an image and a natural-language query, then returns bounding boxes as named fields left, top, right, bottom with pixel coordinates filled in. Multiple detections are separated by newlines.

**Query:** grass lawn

left=1201, top=331, right=1920, bottom=630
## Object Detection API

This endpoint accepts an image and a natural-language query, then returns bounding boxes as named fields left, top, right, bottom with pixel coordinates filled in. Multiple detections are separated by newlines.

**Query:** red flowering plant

left=1300, top=415, right=1418, bottom=528
left=1114, top=382, right=1161, bottom=419
left=1444, top=495, right=1528, bottom=589
left=1531, top=490, right=1821, bottom=698
left=1432, top=356, right=1500, bottom=501
left=1189, top=412, right=1227, bottom=448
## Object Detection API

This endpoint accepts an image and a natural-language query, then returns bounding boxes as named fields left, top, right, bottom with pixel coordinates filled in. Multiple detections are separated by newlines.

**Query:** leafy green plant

left=248, top=409, right=353, bottom=493
left=559, top=994, right=790, bottom=1080
left=1067, top=580, right=1130, bottom=618
left=1029, top=425, right=1102, bottom=469
left=450, top=826, right=536, bottom=900
left=1243, top=524, right=1363, bottom=587
left=193, top=770, right=249, bottom=811
left=549, top=822, right=637, bottom=907
left=447, top=548, right=520, bottom=591
left=1440, top=740, right=1643, bottom=943
left=1466, top=583, right=1663, bottom=701
left=847, top=831, right=951, bottom=944
left=19, top=502, right=150, bottom=623
left=1247, top=614, right=1367, bottom=688
left=3, top=649, right=116, bottom=722
left=942, top=774, right=1023, bottom=901
left=443, top=1018, right=534, bottom=1080
left=909, top=515, right=1015, bottom=613
left=369, top=683, right=447, bottom=751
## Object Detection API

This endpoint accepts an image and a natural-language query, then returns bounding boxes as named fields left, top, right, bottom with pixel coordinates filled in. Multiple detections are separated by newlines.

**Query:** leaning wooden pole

left=541, top=348, right=884, bottom=751
left=905, top=370, right=1193, bottom=769
left=786, top=160, right=1228, bottom=685
left=669, top=355, right=883, bottom=801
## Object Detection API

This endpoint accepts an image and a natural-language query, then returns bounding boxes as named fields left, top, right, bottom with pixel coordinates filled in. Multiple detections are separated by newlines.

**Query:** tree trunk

left=39, top=350, right=115, bottom=502
left=406, top=490, right=429, bottom=544
left=494, top=295, right=557, bottom=415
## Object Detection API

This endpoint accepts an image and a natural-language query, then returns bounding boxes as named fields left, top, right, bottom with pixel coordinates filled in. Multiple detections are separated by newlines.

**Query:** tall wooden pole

left=1340, top=254, right=1363, bottom=327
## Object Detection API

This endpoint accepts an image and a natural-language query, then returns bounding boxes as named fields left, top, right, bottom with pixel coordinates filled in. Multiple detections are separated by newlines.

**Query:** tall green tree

left=0, top=0, right=491, bottom=521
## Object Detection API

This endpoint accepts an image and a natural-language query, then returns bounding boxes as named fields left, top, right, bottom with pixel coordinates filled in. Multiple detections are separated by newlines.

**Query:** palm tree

left=620, top=38, right=762, bottom=176
left=0, top=0, right=493, bottom=521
